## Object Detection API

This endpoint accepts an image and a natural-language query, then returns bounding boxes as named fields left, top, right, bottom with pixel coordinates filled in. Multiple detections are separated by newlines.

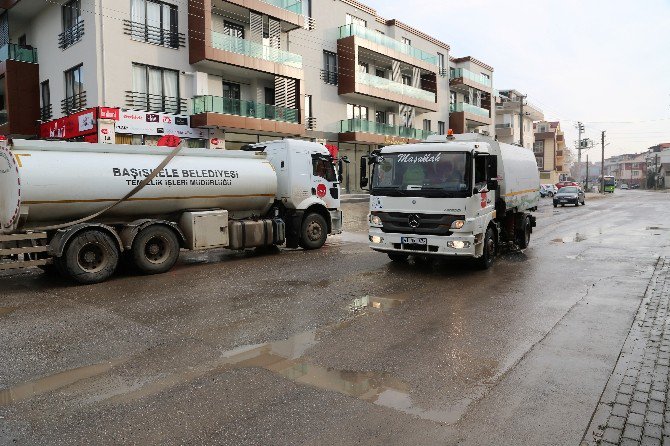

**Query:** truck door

left=311, top=154, right=340, bottom=208
left=474, top=154, right=494, bottom=217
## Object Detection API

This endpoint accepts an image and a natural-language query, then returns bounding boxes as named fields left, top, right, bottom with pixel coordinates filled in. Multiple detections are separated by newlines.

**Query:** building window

left=60, top=0, right=83, bottom=50
left=423, top=119, right=431, bottom=132
left=437, top=53, right=446, bottom=76
left=358, top=62, right=369, bottom=73
left=402, top=37, right=411, bottom=46
left=402, top=74, right=412, bottom=85
left=347, top=104, right=368, bottom=120
left=375, top=110, right=387, bottom=124
left=322, top=50, right=337, bottom=85
left=450, top=91, right=456, bottom=105
left=130, top=63, right=181, bottom=113
left=305, top=95, right=315, bottom=130
left=536, top=157, right=544, bottom=169
left=40, top=80, right=51, bottom=121
left=438, top=121, right=445, bottom=135
left=129, top=0, right=181, bottom=49
left=345, top=14, right=366, bottom=28
left=375, top=68, right=386, bottom=79
left=533, top=140, right=544, bottom=155
left=224, top=20, right=244, bottom=39
left=63, top=64, right=85, bottom=115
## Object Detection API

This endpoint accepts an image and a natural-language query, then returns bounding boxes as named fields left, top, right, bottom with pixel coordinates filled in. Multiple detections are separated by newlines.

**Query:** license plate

left=402, top=237, right=427, bottom=245
left=560, top=199, right=567, bottom=203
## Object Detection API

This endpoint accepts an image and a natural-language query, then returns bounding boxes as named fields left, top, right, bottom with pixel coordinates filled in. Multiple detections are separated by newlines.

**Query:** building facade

left=533, top=120, right=566, bottom=183
left=0, top=0, right=494, bottom=191
left=604, top=153, right=648, bottom=188
left=494, top=89, right=543, bottom=149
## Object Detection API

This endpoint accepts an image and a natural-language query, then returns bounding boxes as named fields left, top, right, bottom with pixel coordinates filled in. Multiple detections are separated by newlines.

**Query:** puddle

left=349, top=295, right=407, bottom=312
left=646, top=227, right=669, bottom=231
left=0, top=307, right=17, bottom=316
left=0, top=358, right=125, bottom=406
left=552, top=233, right=588, bottom=244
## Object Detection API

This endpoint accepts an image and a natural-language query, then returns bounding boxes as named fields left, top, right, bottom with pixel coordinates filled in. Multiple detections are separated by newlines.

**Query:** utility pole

left=576, top=122, right=585, bottom=181
left=601, top=131, right=606, bottom=194
left=655, top=153, right=660, bottom=190
left=519, top=95, right=527, bottom=148
left=586, top=155, right=589, bottom=191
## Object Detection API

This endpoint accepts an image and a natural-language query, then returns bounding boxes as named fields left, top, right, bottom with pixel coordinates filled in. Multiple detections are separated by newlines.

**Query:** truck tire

left=60, top=230, right=119, bottom=284
left=130, top=226, right=180, bottom=275
left=516, top=215, right=531, bottom=249
left=300, top=213, right=328, bottom=250
left=387, top=252, right=409, bottom=263
left=476, top=226, right=497, bottom=270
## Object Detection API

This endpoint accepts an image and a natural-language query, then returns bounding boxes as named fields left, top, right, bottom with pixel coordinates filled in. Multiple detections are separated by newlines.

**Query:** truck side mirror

left=360, top=156, right=369, bottom=190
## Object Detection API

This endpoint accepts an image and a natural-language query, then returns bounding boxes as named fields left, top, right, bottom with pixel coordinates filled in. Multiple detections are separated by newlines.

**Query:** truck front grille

left=376, top=212, right=464, bottom=236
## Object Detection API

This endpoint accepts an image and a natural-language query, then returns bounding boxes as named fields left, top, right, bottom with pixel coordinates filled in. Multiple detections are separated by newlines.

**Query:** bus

left=603, top=175, right=616, bottom=193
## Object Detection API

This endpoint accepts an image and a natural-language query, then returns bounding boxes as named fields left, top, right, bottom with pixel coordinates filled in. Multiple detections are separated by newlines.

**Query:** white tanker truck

left=0, top=138, right=342, bottom=283
left=361, top=133, right=539, bottom=268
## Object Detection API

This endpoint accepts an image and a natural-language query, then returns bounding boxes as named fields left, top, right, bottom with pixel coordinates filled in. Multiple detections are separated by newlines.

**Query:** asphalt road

left=1, top=190, right=669, bottom=445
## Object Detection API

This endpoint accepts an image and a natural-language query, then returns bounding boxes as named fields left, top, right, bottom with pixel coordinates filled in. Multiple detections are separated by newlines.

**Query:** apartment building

left=604, top=153, right=647, bottom=188
left=533, top=120, right=567, bottom=183
left=0, top=0, right=494, bottom=192
left=495, top=89, right=543, bottom=149
left=448, top=56, right=494, bottom=137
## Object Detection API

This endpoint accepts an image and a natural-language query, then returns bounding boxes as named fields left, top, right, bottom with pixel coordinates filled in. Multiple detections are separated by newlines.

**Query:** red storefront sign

left=99, top=107, right=120, bottom=120
left=40, top=108, right=99, bottom=139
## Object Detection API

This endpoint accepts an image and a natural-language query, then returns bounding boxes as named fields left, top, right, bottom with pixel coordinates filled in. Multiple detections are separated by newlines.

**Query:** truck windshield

left=371, top=152, right=470, bottom=198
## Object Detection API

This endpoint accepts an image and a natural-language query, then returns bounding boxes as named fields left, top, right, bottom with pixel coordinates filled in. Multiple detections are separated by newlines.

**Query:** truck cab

left=362, top=134, right=539, bottom=268
left=247, top=139, right=342, bottom=249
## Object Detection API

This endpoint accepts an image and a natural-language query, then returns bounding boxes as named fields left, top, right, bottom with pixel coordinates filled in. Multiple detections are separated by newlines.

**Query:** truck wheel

left=61, top=230, right=119, bottom=284
left=131, top=226, right=180, bottom=275
left=300, top=213, right=328, bottom=250
left=476, top=227, right=497, bottom=270
left=387, top=252, right=409, bottom=263
left=516, top=215, right=531, bottom=249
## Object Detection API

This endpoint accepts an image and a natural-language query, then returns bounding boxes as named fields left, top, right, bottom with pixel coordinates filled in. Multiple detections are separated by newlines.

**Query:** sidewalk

left=584, top=257, right=670, bottom=446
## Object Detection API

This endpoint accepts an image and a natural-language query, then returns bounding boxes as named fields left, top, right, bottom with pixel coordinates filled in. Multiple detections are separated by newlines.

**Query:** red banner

left=40, top=108, right=98, bottom=139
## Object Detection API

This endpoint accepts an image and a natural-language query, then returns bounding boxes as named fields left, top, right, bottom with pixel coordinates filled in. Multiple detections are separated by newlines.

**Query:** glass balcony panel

left=260, top=0, right=303, bottom=14
left=211, top=32, right=302, bottom=69
left=0, top=43, right=38, bottom=63
left=340, top=118, right=433, bottom=140
left=339, top=24, right=437, bottom=65
left=357, top=72, right=435, bottom=103
left=192, top=95, right=300, bottom=123
left=449, top=67, right=491, bottom=88
left=450, top=102, right=490, bottom=118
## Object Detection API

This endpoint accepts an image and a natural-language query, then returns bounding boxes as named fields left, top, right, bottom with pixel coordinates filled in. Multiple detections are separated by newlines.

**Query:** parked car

left=540, top=184, right=557, bottom=197
left=620, top=183, right=629, bottom=190
left=630, top=183, right=640, bottom=189
left=555, top=181, right=580, bottom=190
left=553, top=186, right=585, bottom=207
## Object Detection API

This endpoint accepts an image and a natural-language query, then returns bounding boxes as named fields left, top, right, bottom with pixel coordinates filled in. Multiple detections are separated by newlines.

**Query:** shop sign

left=115, top=110, right=208, bottom=138
left=40, top=108, right=98, bottom=139
left=98, top=119, right=115, bottom=144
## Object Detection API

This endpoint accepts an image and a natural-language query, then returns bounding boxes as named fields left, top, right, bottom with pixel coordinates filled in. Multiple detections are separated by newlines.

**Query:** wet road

left=1, top=190, right=669, bottom=445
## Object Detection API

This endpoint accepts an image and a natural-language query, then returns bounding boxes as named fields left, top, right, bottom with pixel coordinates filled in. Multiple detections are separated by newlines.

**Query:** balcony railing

left=495, top=123, right=512, bottom=128
left=357, top=72, right=435, bottom=103
left=61, top=92, right=86, bottom=115
left=40, top=104, right=52, bottom=122
left=449, top=68, right=491, bottom=88
left=125, top=91, right=186, bottom=114
left=320, top=69, right=338, bottom=85
left=211, top=32, right=302, bottom=69
left=450, top=102, right=490, bottom=118
left=306, top=116, right=317, bottom=130
left=123, top=20, right=185, bottom=48
left=58, top=21, right=85, bottom=50
left=0, top=43, right=38, bottom=63
left=192, top=95, right=300, bottom=123
left=260, top=0, right=302, bottom=14
left=339, top=23, right=438, bottom=65
left=340, top=118, right=433, bottom=140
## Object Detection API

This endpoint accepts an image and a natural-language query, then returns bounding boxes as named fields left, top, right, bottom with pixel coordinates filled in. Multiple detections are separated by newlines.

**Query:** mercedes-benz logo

left=408, top=214, right=420, bottom=228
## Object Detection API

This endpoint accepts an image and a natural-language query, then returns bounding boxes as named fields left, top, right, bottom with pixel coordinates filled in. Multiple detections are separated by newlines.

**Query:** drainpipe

left=99, top=0, right=106, bottom=106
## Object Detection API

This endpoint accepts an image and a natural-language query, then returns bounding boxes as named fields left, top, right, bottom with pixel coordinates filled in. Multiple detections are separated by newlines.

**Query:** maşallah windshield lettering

left=372, top=152, right=469, bottom=196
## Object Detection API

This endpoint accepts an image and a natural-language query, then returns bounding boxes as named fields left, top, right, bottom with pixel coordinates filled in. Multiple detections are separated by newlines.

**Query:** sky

left=363, top=0, right=670, bottom=161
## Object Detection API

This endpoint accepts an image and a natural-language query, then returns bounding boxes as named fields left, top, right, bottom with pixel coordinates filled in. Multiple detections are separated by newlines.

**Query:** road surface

left=1, top=190, right=669, bottom=445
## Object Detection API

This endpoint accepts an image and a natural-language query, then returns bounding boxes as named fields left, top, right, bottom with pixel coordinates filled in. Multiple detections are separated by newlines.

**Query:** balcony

left=450, top=102, right=490, bottom=118
left=212, top=0, right=305, bottom=30
left=496, top=98, right=544, bottom=121
left=190, top=95, right=304, bottom=136
left=449, top=67, right=492, bottom=94
left=0, top=43, right=38, bottom=63
left=260, top=0, right=302, bottom=14
left=339, top=23, right=437, bottom=66
left=449, top=102, right=491, bottom=133
left=212, top=33, right=301, bottom=69
left=339, top=118, right=433, bottom=144
left=125, top=91, right=186, bottom=114
left=40, top=104, right=52, bottom=122
left=58, top=21, right=85, bottom=50
left=123, top=20, right=186, bottom=48
left=495, top=123, right=513, bottom=138
left=61, top=92, right=87, bottom=115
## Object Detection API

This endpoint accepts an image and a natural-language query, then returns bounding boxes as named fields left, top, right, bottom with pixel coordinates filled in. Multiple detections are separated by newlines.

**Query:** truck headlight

left=370, top=214, right=382, bottom=226
left=448, top=241, right=471, bottom=249
left=451, top=220, right=465, bottom=229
